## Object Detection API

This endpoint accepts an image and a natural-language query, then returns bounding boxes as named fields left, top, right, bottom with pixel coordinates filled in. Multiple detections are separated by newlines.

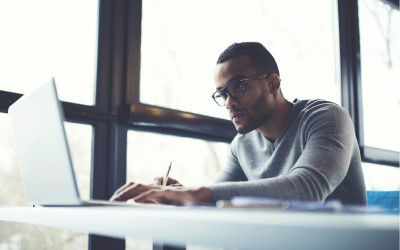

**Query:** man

left=111, top=42, right=367, bottom=206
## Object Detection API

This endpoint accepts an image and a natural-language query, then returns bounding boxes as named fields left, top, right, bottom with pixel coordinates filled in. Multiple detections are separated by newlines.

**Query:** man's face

left=214, top=55, right=273, bottom=134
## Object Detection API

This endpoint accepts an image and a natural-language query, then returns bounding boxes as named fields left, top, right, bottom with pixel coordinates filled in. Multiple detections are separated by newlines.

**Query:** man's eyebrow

left=217, top=75, right=245, bottom=90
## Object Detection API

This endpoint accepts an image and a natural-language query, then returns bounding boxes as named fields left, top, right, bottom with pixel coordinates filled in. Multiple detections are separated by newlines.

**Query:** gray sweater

left=210, top=99, right=367, bottom=205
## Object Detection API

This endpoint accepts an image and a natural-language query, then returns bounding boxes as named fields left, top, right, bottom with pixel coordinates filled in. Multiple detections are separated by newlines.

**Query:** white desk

left=0, top=206, right=398, bottom=250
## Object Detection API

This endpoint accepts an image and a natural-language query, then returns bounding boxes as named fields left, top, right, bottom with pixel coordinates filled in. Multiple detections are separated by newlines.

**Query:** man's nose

left=224, top=94, right=237, bottom=109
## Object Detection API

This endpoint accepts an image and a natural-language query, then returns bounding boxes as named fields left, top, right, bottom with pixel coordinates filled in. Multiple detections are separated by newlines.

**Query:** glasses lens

left=213, top=91, right=226, bottom=106
left=227, top=80, right=244, bottom=98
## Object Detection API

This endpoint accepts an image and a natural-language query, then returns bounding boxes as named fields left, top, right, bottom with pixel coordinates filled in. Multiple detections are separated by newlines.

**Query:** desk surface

left=0, top=206, right=399, bottom=250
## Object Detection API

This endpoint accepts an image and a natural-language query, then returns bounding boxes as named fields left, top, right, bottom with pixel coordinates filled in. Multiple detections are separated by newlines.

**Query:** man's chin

left=234, top=124, right=252, bottom=134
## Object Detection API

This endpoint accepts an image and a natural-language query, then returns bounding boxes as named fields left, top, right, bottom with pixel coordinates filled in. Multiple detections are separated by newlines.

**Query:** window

left=0, top=114, right=27, bottom=207
left=363, top=162, right=400, bottom=190
left=0, top=1, right=119, bottom=248
left=127, top=131, right=229, bottom=186
left=0, top=0, right=99, bottom=105
left=358, top=0, right=400, bottom=152
left=140, top=0, right=341, bottom=119
left=64, top=122, right=93, bottom=200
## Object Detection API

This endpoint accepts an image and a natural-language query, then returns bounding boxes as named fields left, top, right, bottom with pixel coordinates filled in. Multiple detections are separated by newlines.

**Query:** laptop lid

left=8, top=79, right=82, bottom=206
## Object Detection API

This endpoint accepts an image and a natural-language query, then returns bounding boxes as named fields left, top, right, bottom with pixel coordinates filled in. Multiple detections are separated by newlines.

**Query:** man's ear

left=269, top=73, right=281, bottom=94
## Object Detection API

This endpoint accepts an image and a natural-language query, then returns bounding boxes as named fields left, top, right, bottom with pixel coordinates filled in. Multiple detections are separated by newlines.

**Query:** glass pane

left=64, top=122, right=93, bottom=200
left=359, top=0, right=400, bottom=151
left=140, top=0, right=340, bottom=119
left=362, top=162, right=400, bottom=190
left=127, top=131, right=229, bottom=186
left=0, top=0, right=99, bottom=105
left=0, top=114, right=27, bottom=207
left=0, top=114, right=92, bottom=248
left=0, top=221, right=87, bottom=249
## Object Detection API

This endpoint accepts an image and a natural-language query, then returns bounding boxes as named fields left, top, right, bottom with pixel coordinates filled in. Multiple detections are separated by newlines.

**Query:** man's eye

left=215, top=91, right=226, bottom=98
left=228, top=81, right=243, bottom=95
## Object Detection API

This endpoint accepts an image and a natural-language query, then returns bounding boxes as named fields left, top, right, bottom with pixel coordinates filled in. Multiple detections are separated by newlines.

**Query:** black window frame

left=338, top=0, right=399, bottom=167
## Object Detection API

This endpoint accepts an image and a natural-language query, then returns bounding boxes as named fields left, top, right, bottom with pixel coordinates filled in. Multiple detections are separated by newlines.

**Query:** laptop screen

left=8, top=79, right=82, bottom=205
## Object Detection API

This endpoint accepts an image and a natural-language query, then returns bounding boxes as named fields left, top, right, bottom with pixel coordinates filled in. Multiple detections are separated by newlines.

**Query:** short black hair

left=216, top=42, right=280, bottom=76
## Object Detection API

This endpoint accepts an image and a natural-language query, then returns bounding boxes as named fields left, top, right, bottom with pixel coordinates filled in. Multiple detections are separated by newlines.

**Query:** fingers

left=110, top=182, right=186, bottom=206
left=153, top=176, right=183, bottom=186
left=110, top=182, right=156, bottom=202
left=153, top=177, right=164, bottom=186
left=113, top=181, right=135, bottom=194
left=111, top=182, right=212, bottom=206
left=133, top=189, right=186, bottom=206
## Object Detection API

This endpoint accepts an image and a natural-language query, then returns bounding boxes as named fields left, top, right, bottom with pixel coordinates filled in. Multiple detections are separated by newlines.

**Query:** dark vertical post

left=337, top=0, right=364, bottom=146
left=88, top=0, right=128, bottom=249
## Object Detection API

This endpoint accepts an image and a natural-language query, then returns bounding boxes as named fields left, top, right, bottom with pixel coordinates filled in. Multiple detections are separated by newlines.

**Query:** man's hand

left=109, top=181, right=212, bottom=206
left=153, top=176, right=183, bottom=186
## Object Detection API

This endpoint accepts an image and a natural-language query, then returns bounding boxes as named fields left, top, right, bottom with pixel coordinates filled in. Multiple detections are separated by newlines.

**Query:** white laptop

left=8, top=79, right=127, bottom=207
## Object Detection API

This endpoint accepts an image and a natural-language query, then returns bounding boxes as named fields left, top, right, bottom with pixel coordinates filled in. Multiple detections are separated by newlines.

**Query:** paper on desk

left=217, top=197, right=341, bottom=211
left=216, top=197, right=385, bottom=213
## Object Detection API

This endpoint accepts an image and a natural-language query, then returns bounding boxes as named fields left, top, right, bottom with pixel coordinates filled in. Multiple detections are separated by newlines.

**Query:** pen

left=162, top=162, right=172, bottom=186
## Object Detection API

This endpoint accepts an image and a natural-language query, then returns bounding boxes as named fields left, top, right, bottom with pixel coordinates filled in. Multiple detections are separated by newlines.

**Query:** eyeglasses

left=211, top=73, right=269, bottom=106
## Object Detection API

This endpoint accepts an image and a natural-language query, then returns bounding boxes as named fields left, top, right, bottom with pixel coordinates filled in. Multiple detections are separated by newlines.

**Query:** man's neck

left=258, top=99, right=293, bottom=141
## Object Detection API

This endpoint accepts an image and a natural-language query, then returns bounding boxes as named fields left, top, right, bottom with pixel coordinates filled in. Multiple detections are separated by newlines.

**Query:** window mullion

left=337, top=0, right=364, bottom=145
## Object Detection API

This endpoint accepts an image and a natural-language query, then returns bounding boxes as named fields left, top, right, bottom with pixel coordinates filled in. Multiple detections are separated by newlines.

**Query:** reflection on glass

left=359, top=0, right=400, bottom=151
left=0, top=0, right=99, bottom=105
left=140, top=0, right=340, bottom=118
left=0, top=114, right=90, bottom=249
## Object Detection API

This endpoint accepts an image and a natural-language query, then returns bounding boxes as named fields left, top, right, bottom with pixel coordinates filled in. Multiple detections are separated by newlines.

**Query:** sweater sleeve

left=214, top=136, right=248, bottom=183
left=210, top=103, right=356, bottom=202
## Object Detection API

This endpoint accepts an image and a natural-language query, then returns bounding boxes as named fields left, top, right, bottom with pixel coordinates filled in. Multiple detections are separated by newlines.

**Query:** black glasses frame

left=211, top=73, right=269, bottom=106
